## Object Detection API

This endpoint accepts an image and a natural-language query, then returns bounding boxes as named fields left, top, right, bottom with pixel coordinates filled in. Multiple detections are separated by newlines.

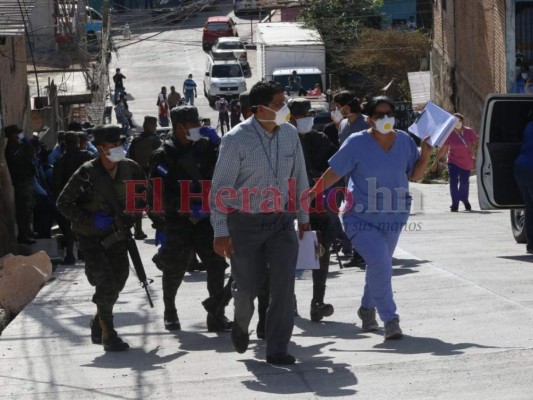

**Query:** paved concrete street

left=2, top=4, right=533, bottom=400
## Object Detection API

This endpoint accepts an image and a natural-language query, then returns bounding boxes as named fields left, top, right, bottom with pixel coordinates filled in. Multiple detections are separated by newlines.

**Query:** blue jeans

left=514, top=162, right=533, bottom=250
left=114, top=86, right=124, bottom=103
left=344, top=216, right=401, bottom=323
left=448, top=163, right=471, bottom=207
left=184, top=90, right=194, bottom=105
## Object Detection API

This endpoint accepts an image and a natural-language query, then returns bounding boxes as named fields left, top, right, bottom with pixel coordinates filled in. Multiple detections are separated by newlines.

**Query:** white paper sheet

left=296, top=230, right=320, bottom=270
left=408, top=101, right=458, bottom=147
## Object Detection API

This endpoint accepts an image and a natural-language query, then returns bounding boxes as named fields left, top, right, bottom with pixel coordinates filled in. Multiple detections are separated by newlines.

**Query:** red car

left=202, top=16, right=238, bottom=50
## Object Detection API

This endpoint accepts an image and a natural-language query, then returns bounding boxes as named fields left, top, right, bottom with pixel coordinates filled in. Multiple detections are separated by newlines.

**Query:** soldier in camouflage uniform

left=57, top=125, right=146, bottom=351
left=4, top=125, right=36, bottom=244
left=147, top=105, right=232, bottom=332
left=127, top=116, right=161, bottom=240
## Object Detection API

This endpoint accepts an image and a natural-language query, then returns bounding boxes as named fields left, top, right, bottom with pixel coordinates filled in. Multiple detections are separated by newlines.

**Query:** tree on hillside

left=297, top=0, right=383, bottom=87
left=345, top=28, right=431, bottom=100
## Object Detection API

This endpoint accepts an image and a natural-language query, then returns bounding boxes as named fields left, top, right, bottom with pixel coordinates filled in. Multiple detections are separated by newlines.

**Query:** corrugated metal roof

left=408, top=71, right=431, bottom=110
left=0, top=0, right=36, bottom=37
left=257, top=22, right=323, bottom=47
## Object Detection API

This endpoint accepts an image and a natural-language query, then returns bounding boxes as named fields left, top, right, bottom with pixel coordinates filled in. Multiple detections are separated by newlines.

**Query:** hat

left=288, top=98, right=311, bottom=116
left=64, top=131, right=79, bottom=143
left=170, top=105, right=202, bottom=125
left=92, top=124, right=126, bottom=145
left=143, top=116, right=158, bottom=125
left=68, top=122, right=83, bottom=131
left=4, top=125, right=23, bottom=136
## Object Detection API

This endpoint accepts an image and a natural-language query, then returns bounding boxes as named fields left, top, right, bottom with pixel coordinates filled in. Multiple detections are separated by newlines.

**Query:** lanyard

left=253, top=124, right=280, bottom=186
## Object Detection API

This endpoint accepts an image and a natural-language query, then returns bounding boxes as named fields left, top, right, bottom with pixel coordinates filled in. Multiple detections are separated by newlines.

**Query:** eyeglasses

left=373, top=111, right=395, bottom=119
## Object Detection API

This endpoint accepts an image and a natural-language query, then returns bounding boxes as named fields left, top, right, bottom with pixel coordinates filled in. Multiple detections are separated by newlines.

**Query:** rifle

left=89, top=162, right=155, bottom=308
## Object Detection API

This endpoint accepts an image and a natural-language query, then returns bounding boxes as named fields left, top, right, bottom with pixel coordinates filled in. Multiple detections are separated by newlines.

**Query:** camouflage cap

left=288, top=98, right=311, bottom=116
left=143, top=116, right=158, bottom=125
left=170, top=105, right=202, bottom=125
left=92, top=124, right=126, bottom=145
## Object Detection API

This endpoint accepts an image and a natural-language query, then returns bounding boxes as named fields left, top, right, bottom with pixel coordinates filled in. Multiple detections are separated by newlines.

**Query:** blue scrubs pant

left=344, top=216, right=401, bottom=323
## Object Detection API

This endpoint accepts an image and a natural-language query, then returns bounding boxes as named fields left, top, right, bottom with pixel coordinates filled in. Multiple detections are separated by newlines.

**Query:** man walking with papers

left=431, top=113, right=478, bottom=211
left=210, top=81, right=310, bottom=365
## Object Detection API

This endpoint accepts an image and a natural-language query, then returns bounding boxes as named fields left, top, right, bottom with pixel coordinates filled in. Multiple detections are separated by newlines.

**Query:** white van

left=203, top=53, right=247, bottom=105
left=477, top=94, right=530, bottom=243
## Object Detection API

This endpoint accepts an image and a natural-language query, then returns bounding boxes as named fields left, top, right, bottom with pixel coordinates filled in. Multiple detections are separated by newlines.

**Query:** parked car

left=203, top=52, right=247, bottom=106
left=211, top=37, right=248, bottom=67
left=477, top=93, right=530, bottom=244
left=202, top=16, right=238, bottom=50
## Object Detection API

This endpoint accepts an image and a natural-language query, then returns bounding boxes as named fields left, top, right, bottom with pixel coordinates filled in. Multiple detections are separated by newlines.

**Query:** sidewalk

left=1, top=178, right=533, bottom=399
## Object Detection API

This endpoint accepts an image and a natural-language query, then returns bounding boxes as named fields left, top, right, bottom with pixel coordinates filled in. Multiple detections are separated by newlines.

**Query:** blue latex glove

left=200, top=126, right=221, bottom=145
left=155, top=230, right=167, bottom=247
left=191, top=203, right=209, bottom=219
left=94, top=212, right=114, bottom=230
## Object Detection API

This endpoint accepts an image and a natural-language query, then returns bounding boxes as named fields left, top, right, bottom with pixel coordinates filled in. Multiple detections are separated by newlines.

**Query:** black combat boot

left=99, top=316, right=130, bottom=351
left=164, top=308, right=181, bottom=331
left=90, top=314, right=102, bottom=344
left=310, top=301, right=335, bottom=322
left=206, top=313, right=233, bottom=332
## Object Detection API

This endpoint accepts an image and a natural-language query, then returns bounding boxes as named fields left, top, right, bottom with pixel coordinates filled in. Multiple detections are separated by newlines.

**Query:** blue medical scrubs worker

left=309, top=96, right=432, bottom=340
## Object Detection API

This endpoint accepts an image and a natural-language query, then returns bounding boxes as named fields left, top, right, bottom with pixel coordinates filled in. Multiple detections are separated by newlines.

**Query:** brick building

left=431, top=0, right=528, bottom=131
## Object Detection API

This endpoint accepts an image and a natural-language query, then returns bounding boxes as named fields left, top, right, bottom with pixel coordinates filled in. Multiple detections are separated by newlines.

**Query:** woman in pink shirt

left=431, top=113, right=478, bottom=212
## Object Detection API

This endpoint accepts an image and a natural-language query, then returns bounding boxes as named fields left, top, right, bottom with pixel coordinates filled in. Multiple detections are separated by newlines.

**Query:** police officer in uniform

left=57, top=125, right=146, bottom=351
left=4, top=125, right=36, bottom=244
left=127, top=116, right=162, bottom=240
left=147, top=105, right=232, bottom=332
left=288, top=98, right=338, bottom=321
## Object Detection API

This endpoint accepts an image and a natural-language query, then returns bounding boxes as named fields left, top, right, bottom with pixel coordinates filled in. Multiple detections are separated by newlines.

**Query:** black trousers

left=159, top=218, right=228, bottom=314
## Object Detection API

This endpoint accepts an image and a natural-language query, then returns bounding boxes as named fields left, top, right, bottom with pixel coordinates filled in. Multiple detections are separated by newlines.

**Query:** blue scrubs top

left=329, top=129, right=420, bottom=227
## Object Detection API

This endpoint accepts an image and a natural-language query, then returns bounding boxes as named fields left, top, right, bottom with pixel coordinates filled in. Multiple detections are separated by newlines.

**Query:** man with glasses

left=210, top=81, right=310, bottom=365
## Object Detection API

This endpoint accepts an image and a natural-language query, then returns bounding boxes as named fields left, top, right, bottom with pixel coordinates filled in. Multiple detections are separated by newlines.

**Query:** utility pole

left=103, top=0, right=109, bottom=34
left=77, top=0, right=87, bottom=54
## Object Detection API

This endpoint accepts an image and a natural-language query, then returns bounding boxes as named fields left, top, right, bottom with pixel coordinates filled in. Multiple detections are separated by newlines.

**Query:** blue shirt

left=329, top=129, right=420, bottom=226
left=338, top=114, right=370, bottom=145
left=210, top=117, right=309, bottom=237
left=183, top=79, right=197, bottom=92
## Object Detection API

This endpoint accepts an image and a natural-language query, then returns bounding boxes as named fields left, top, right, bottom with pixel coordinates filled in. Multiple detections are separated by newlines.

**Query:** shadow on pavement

left=82, top=346, right=187, bottom=371
left=293, top=318, right=371, bottom=341
left=172, top=330, right=235, bottom=353
left=335, top=335, right=502, bottom=357
left=498, top=255, right=533, bottom=264
left=241, top=341, right=358, bottom=397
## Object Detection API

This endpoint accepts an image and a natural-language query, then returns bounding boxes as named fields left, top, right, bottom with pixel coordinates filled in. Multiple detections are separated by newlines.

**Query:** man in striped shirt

left=210, top=81, right=310, bottom=365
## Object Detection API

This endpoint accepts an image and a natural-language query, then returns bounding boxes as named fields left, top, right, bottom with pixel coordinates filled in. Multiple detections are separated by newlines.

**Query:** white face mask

left=106, top=145, right=126, bottom=163
left=186, top=127, right=202, bottom=142
left=296, top=117, right=315, bottom=134
left=522, top=73, right=529, bottom=80
left=261, top=104, right=290, bottom=126
left=331, top=109, right=343, bottom=123
left=374, top=116, right=395, bottom=134
left=18, top=132, right=24, bottom=140
left=455, top=121, right=463, bottom=130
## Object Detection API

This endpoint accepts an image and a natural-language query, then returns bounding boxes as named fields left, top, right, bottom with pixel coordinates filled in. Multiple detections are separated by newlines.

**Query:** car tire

left=511, top=209, right=527, bottom=244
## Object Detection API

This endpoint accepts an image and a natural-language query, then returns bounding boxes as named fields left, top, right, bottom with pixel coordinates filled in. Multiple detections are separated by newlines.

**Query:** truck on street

left=256, top=22, right=327, bottom=94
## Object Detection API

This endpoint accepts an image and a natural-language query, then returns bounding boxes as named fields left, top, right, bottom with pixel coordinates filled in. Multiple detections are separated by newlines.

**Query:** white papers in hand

left=296, top=231, right=320, bottom=270
left=408, top=101, right=458, bottom=147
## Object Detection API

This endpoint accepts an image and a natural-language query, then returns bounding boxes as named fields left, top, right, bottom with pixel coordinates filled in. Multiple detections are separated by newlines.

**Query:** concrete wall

left=431, top=0, right=507, bottom=131
left=0, top=36, right=31, bottom=257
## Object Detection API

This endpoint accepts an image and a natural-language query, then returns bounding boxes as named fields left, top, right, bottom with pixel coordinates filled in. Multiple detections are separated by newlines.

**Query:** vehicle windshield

left=212, top=64, right=243, bottom=78
left=217, top=42, right=244, bottom=50
left=207, top=23, right=230, bottom=31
